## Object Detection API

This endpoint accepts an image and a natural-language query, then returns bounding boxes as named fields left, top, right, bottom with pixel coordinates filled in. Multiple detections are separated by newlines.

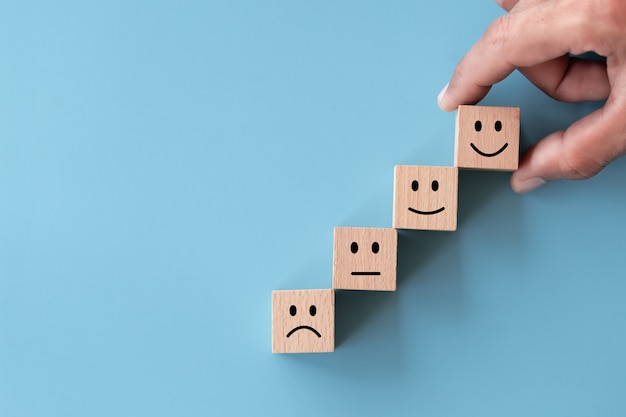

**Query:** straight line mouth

left=351, top=272, right=381, bottom=276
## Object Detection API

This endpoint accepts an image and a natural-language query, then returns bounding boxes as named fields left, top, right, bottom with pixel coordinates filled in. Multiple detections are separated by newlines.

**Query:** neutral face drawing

left=332, top=227, right=397, bottom=291
left=393, top=165, right=458, bottom=231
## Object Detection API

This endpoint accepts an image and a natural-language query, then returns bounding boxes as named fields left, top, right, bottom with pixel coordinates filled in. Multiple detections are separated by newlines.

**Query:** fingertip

left=511, top=173, right=546, bottom=194
left=510, top=139, right=552, bottom=194
left=437, top=82, right=455, bottom=112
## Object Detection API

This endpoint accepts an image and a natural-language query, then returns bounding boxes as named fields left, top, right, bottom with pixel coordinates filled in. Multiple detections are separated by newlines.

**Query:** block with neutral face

left=333, top=227, right=397, bottom=291
left=393, top=165, right=458, bottom=231
left=272, top=289, right=334, bottom=354
left=455, top=105, right=520, bottom=171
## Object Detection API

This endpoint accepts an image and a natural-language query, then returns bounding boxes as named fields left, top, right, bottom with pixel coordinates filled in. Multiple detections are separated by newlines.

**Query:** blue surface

left=2, top=1, right=626, bottom=416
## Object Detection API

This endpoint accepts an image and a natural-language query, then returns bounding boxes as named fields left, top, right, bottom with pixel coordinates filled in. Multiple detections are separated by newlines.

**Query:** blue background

left=2, top=1, right=625, bottom=416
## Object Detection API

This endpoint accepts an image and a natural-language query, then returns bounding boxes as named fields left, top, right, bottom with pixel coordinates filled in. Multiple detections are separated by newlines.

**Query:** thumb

left=511, top=100, right=626, bottom=193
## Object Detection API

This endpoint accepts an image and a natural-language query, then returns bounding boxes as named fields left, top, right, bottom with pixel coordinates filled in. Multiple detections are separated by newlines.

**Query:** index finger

left=438, top=1, right=590, bottom=111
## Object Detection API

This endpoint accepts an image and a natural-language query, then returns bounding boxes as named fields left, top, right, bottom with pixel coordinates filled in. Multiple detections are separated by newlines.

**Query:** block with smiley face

left=333, top=227, right=397, bottom=291
left=455, top=105, right=520, bottom=171
left=393, top=165, right=458, bottom=231
left=272, top=289, right=334, bottom=354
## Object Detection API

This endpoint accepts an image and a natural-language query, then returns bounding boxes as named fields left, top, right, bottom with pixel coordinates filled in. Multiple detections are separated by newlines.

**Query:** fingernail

left=514, top=176, right=546, bottom=194
left=437, top=82, right=449, bottom=110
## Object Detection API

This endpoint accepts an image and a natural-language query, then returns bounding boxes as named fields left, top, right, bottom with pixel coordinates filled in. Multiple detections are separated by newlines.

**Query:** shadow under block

left=272, top=289, right=334, bottom=354
left=455, top=105, right=520, bottom=171
left=393, top=165, right=458, bottom=231
left=333, top=227, right=397, bottom=291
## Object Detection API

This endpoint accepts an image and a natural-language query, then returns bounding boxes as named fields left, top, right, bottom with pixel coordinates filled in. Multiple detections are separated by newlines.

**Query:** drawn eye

left=309, top=305, right=317, bottom=316
left=431, top=180, right=439, bottom=192
left=411, top=180, right=419, bottom=191
left=372, top=242, right=380, bottom=254
left=474, top=120, right=482, bottom=131
left=289, top=305, right=297, bottom=316
left=350, top=242, right=358, bottom=254
left=495, top=120, right=502, bottom=131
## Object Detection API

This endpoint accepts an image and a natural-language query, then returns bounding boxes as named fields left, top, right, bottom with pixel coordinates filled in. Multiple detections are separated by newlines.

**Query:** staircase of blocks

left=272, top=105, right=521, bottom=354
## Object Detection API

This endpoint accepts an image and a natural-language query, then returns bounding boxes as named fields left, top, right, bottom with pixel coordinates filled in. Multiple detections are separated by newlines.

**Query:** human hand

left=438, top=0, right=626, bottom=193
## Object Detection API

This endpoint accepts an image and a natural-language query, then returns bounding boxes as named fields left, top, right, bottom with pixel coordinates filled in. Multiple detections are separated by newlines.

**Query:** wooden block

left=393, top=165, right=458, bottom=231
left=455, top=105, right=520, bottom=171
left=333, top=227, right=397, bottom=291
left=272, top=289, right=334, bottom=354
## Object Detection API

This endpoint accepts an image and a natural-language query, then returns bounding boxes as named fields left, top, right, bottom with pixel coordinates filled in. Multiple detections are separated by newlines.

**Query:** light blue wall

left=1, top=1, right=624, bottom=416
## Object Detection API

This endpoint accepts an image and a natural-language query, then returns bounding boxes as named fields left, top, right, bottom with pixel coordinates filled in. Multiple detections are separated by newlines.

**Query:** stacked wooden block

left=272, top=105, right=521, bottom=353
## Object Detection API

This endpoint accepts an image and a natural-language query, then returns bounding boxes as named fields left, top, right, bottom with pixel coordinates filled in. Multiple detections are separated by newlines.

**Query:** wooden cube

left=272, top=289, right=334, bottom=354
left=333, top=227, right=397, bottom=291
left=393, top=165, right=458, bottom=231
left=455, top=105, right=520, bottom=171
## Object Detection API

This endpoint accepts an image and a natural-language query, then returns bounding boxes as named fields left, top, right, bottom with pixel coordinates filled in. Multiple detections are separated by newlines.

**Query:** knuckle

left=603, top=0, right=626, bottom=39
left=603, top=0, right=626, bottom=22
left=566, top=0, right=626, bottom=53
left=483, top=15, right=513, bottom=52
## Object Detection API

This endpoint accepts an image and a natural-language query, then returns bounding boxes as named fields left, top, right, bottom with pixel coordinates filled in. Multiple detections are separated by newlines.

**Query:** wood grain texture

left=332, top=227, right=397, bottom=291
left=272, top=289, right=334, bottom=354
left=454, top=105, right=520, bottom=171
left=393, top=165, right=458, bottom=231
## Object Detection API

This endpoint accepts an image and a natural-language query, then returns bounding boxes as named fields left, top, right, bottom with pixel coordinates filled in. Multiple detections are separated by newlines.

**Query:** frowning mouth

left=470, top=142, right=508, bottom=157
left=408, top=207, right=445, bottom=215
left=286, top=326, right=321, bottom=338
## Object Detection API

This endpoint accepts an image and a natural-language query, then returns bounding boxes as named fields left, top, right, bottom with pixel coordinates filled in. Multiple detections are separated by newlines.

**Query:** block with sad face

left=272, top=289, right=334, bottom=354
left=393, top=165, right=458, bottom=231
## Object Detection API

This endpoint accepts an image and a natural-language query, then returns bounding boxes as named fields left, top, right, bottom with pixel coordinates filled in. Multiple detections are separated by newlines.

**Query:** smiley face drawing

left=332, top=227, right=397, bottom=291
left=455, top=105, right=520, bottom=171
left=272, top=289, right=334, bottom=353
left=393, top=165, right=458, bottom=231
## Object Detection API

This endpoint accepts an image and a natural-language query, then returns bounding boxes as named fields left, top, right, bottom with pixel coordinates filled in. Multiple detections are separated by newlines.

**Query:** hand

left=438, top=0, right=626, bottom=193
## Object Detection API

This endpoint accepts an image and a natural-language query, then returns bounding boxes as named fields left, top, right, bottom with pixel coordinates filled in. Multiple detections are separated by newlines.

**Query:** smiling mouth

left=286, top=326, right=321, bottom=338
left=470, top=142, right=508, bottom=157
left=408, top=207, right=445, bottom=215
left=351, top=272, right=381, bottom=276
